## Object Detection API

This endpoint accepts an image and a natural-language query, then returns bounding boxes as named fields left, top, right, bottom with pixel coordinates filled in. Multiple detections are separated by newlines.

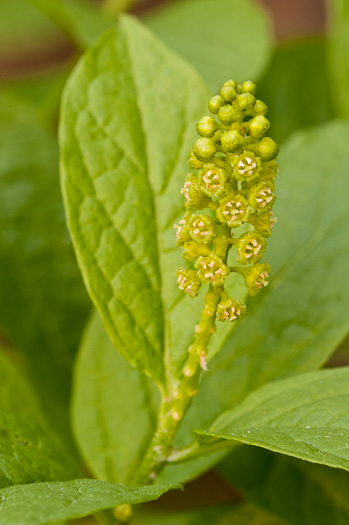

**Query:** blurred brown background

left=0, top=0, right=327, bottom=78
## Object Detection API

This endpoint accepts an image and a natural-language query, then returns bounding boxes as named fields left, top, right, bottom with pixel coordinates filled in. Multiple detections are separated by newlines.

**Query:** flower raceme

left=176, top=79, right=279, bottom=322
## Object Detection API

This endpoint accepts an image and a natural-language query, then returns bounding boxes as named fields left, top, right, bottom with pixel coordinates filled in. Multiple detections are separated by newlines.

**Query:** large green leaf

left=198, top=368, right=349, bottom=471
left=0, top=479, right=179, bottom=525
left=258, top=37, right=335, bottom=144
left=0, top=346, right=44, bottom=426
left=0, top=94, right=90, bottom=446
left=72, top=311, right=159, bottom=484
left=144, top=0, right=272, bottom=92
left=0, top=409, right=79, bottom=489
left=327, top=0, right=349, bottom=117
left=219, top=447, right=349, bottom=525
left=60, top=15, right=244, bottom=387
left=158, top=119, right=349, bottom=481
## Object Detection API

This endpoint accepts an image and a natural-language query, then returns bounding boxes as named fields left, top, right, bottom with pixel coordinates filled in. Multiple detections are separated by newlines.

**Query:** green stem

left=130, top=225, right=232, bottom=485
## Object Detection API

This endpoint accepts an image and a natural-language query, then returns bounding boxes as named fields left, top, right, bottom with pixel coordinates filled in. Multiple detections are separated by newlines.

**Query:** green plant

left=1, top=1, right=349, bottom=524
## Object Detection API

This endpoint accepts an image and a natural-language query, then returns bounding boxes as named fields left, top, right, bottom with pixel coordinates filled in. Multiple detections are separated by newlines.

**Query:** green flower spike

left=195, top=254, right=230, bottom=286
left=216, top=193, right=250, bottom=228
left=188, top=214, right=216, bottom=244
left=181, top=173, right=211, bottom=210
left=176, top=268, right=202, bottom=298
left=236, top=231, right=266, bottom=265
left=199, top=164, right=227, bottom=197
left=216, top=294, right=246, bottom=322
left=233, top=263, right=271, bottom=296
left=232, top=151, right=262, bottom=182
left=248, top=181, right=275, bottom=213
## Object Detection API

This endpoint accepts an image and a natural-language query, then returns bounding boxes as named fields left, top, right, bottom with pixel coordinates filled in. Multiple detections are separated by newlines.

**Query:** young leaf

left=327, top=0, right=349, bottom=117
left=144, top=0, right=272, bottom=92
left=197, top=367, right=349, bottom=471
left=60, top=15, right=244, bottom=386
left=0, top=93, right=90, bottom=448
left=0, top=346, right=44, bottom=426
left=0, top=479, right=180, bottom=525
left=72, top=311, right=159, bottom=484
left=0, top=409, right=79, bottom=489
left=219, top=447, right=349, bottom=525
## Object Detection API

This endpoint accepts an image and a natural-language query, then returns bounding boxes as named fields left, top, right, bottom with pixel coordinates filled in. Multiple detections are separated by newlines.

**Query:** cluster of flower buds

left=176, top=80, right=279, bottom=322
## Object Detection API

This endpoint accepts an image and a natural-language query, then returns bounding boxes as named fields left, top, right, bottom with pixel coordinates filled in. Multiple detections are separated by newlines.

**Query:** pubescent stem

left=130, top=225, right=232, bottom=486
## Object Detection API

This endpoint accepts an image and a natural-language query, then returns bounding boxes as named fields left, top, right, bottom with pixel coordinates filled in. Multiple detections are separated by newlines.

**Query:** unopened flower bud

left=236, top=231, right=266, bottom=265
left=241, top=80, right=257, bottom=95
left=256, top=137, right=279, bottom=161
left=220, top=84, right=237, bottom=102
left=195, top=254, right=230, bottom=286
left=193, top=138, right=217, bottom=162
left=238, top=93, right=256, bottom=110
left=248, top=181, right=275, bottom=213
left=188, top=148, right=204, bottom=169
left=254, top=99, right=268, bottom=116
left=218, top=104, right=242, bottom=125
left=188, top=214, right=216, bottom=244
left=176, top=268, right=202, bottom=297
left=216, top=193, right=250, bottom=228
left=231, top=151, right=262, bottom=182
left=208, top=95, right=224, bottom=114
left=196, top=116, right=217, bottom=138
left=216, top=294, right=246, bottom=322
left=221, top=130, right=244, bottom=153
left=250, top=115, right=270, bottom=139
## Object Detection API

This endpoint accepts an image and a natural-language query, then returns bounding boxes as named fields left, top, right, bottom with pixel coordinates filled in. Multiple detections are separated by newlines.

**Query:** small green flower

left=188, top=214, right=216, bottom=244
left=248, top=211, right=274, bottom=237
left=195, top=254, right=230, bottom=286
left=248, top=181, right=275, bottom=213
left=216, top=294, right=246, bottom=322
left=174, top=218, right=191, bottom=245
left=238, top=263, right=270, bottom=295
left=232, top=151, right=262, bottom=182
left=198, top=164, right=227, bottom=197
left=236, top=231, right=266, bottom=265
left=259, top=160, right=278, bottom=182
left=182, top=241, right=211, bottom=262
left=176, top=268, right=202, bottom=297
left=181, top=173, right=211, bottom=210
left=216, top=193, right=250, bottom=228
left=193, top=138, right=217, bottom=162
